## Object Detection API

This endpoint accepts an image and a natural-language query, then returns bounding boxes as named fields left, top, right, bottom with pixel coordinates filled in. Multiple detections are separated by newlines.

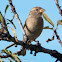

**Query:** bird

left=19, top=7, right=45, bottom=56
left=23, top=7, right=45, bottom=42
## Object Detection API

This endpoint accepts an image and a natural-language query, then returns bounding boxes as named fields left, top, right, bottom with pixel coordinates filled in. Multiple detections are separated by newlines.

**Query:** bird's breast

left=26, top=17, right=43, bottom=32
left=24, top=17, right=43, bottom=41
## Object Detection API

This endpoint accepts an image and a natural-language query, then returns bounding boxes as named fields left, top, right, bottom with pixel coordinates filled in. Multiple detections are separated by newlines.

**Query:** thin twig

left=46, top=29, right=62, bottom=46
left=46, top=35, right=54, bottom=42
left=5, top=43, right=15, bottom=50
left=8, top=0, right=28, bottom=42
left=0, top=55, right=11, bottom=58
left=54, top=29, right=62, bottom=46
left=54, top=0, right=62, bottom=16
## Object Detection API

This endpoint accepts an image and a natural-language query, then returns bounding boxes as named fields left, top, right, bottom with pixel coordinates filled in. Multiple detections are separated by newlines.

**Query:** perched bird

left=23, top=7, right=45, bottom=42
left=19, top=7, right=45, bottom=56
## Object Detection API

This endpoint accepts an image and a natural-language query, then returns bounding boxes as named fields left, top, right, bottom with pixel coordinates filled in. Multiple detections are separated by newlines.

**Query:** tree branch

left=0, top=36, right=62, bottom=61
left=0, top=29, right=62, bottom=61
left=54, top=29, right=62, bottom=46
left=46, top=29, right=62, bottom=47
left=8, top=0, right=28, bottom=42
left=0, top=55, right=11, bottom=58
left=54, top=0, right=62, bottom=16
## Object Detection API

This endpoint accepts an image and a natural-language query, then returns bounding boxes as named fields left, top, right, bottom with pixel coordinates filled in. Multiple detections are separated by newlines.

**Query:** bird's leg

left=33, top=40, right=40, bottom=56
left=27, top=40, right=31, bottom=45
left=35, top=40, right=41, bottom=46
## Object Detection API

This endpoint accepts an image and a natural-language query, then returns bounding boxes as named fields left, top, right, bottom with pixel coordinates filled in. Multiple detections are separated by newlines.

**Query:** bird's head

left=29, top=7, right=45, bottom=16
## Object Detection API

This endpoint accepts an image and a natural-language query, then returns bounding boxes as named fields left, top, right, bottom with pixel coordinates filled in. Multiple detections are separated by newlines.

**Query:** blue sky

left=0, top=0, right=62, bottom=62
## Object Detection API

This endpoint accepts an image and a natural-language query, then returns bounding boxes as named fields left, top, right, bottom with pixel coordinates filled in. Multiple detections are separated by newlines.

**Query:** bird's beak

left=39, top=9, right=45, bottom=13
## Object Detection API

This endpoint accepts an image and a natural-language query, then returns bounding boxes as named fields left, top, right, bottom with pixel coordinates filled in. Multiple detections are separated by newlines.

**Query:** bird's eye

left=36, top=9, right=38, bottom=11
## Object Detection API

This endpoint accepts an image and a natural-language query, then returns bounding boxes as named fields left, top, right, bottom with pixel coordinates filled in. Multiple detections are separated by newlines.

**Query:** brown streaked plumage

left=23, top=7, right=45, bottom=42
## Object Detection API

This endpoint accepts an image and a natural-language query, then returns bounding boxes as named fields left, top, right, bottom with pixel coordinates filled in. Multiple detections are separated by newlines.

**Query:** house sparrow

left=19, top=7, right=45, bottom=56
left=23, top=7, right=45, bottom=42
